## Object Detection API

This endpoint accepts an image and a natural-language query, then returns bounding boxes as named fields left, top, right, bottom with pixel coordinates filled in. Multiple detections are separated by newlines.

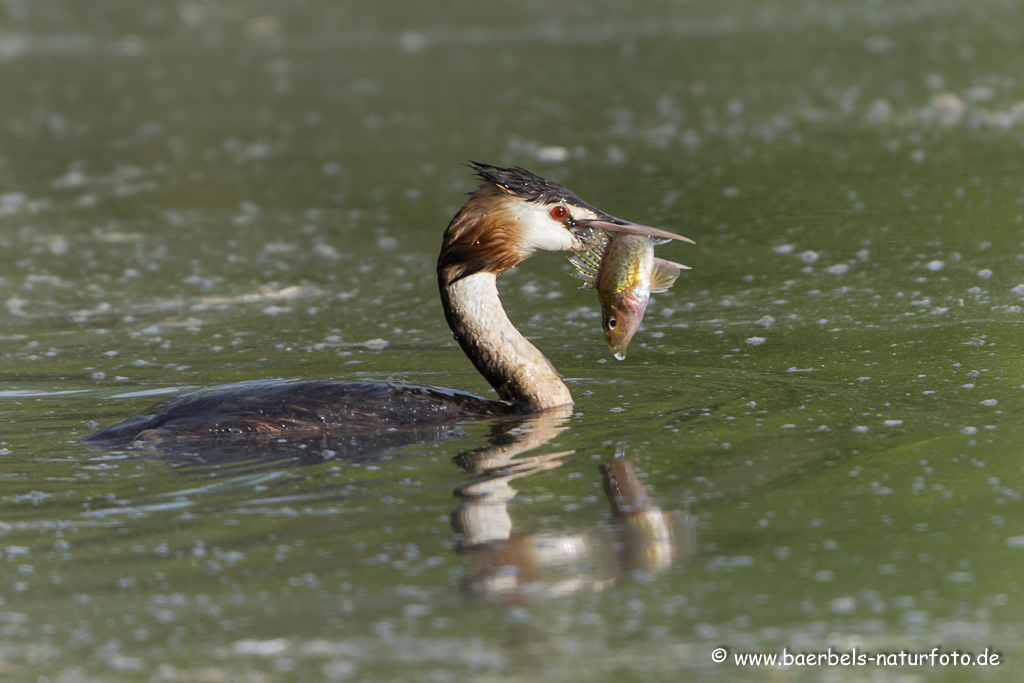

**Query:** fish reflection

left=452, top=441, right=695, bottom=603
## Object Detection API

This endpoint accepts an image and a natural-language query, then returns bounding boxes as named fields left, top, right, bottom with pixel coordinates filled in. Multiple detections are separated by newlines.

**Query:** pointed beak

left=574, top=216, right=695, bottom=244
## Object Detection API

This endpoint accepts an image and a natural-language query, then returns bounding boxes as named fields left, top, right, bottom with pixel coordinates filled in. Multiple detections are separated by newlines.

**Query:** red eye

left=550, top=205, right=568, bottom=221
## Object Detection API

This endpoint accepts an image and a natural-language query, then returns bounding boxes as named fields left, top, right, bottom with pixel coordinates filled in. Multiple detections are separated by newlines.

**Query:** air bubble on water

left=798, top=250, right=819, bottom=264
left=536, top=146, right=569, bottom=163
left=830, top=596, right=856, bottom=614
left=262, top=306, right=291, bottom=316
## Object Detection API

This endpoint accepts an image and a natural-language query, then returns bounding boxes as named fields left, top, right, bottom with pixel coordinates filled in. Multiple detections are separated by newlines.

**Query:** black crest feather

left=468, top=161, right=596, bottom=210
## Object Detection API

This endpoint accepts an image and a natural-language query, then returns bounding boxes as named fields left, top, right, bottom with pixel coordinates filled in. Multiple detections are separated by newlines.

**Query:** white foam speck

left=536, top=146, right=569, bottom=163
left=110, top=387, right=184, bottom=399
left=798, top=250, right=819, bottom=264
left=746, top=336, right=766, bottom=346
left=980, top=399, right=998, bottom=406
left=398, top=31, right=427, bottom=54
left=925, top=260, right=944, bottom=271
left=232, top=639, right=291, bottom=656
left=830, top=597, right=857, bottom=614
left=0, top=389, right=90, bottom=398
left=978, top=269, right=993, bottom=279
left=261, top=306, right=291, bottom=316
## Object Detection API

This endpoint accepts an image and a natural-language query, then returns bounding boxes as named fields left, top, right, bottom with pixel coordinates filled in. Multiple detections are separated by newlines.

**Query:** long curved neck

left=439, top=272, right=573, bottom=411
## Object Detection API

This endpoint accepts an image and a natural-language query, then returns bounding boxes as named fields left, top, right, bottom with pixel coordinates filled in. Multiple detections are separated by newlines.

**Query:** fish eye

left=550, top=205, right=568, bottom=221
left=606, top=317, right=617, bottom=330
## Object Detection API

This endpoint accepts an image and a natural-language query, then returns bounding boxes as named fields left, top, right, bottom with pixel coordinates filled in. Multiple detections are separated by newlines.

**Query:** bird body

left=86, top=163, right=692, bottom=447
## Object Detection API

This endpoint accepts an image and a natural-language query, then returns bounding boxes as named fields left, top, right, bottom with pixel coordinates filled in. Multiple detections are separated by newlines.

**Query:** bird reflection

left=83, top=384, right=694, bottom=604
left=452, top=440, right=696, bottom=604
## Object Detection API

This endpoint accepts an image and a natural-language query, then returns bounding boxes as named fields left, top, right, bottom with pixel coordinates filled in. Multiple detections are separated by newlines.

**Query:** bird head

left=438, top=162, right=693, bottom=285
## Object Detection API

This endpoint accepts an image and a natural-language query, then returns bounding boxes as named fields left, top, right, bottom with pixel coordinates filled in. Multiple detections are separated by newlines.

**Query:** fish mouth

left=605, top=332, right=634, bottom=361
left=604, top=302, right=646, bottom=361
left=574, top=215, right=695, bottom=245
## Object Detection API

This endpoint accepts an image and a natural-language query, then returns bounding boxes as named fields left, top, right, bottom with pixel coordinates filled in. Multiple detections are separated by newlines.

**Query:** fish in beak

left=569, top=228, right=690, bottom=360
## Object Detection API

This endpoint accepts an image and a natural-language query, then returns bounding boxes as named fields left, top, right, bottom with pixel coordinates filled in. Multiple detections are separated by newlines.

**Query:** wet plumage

left=86, top=163, right=693, bottom=451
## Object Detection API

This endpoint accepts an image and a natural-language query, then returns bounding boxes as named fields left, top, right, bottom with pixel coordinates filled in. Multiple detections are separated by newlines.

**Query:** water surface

left=1, top=0, right=1023, bottom=680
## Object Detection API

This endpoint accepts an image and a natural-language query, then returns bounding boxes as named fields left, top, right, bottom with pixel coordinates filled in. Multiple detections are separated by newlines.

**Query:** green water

left=2, top=0, right=1024, bottom=680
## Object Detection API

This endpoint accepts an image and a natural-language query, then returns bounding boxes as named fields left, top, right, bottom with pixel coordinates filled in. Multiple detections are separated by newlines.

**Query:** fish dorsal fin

left=650, top=257, right=688, bottom=293
left=567, top=228, right=610, bottom=289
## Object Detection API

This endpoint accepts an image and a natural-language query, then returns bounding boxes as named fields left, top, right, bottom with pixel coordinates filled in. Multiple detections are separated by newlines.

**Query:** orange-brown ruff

left=437, top=186, right=528, bottom=282
left=85, top=163, right=692, bottom=447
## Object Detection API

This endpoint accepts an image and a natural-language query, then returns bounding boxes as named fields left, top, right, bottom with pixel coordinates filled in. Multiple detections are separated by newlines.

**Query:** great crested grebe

left=85, top=163, right=693, bottom=446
